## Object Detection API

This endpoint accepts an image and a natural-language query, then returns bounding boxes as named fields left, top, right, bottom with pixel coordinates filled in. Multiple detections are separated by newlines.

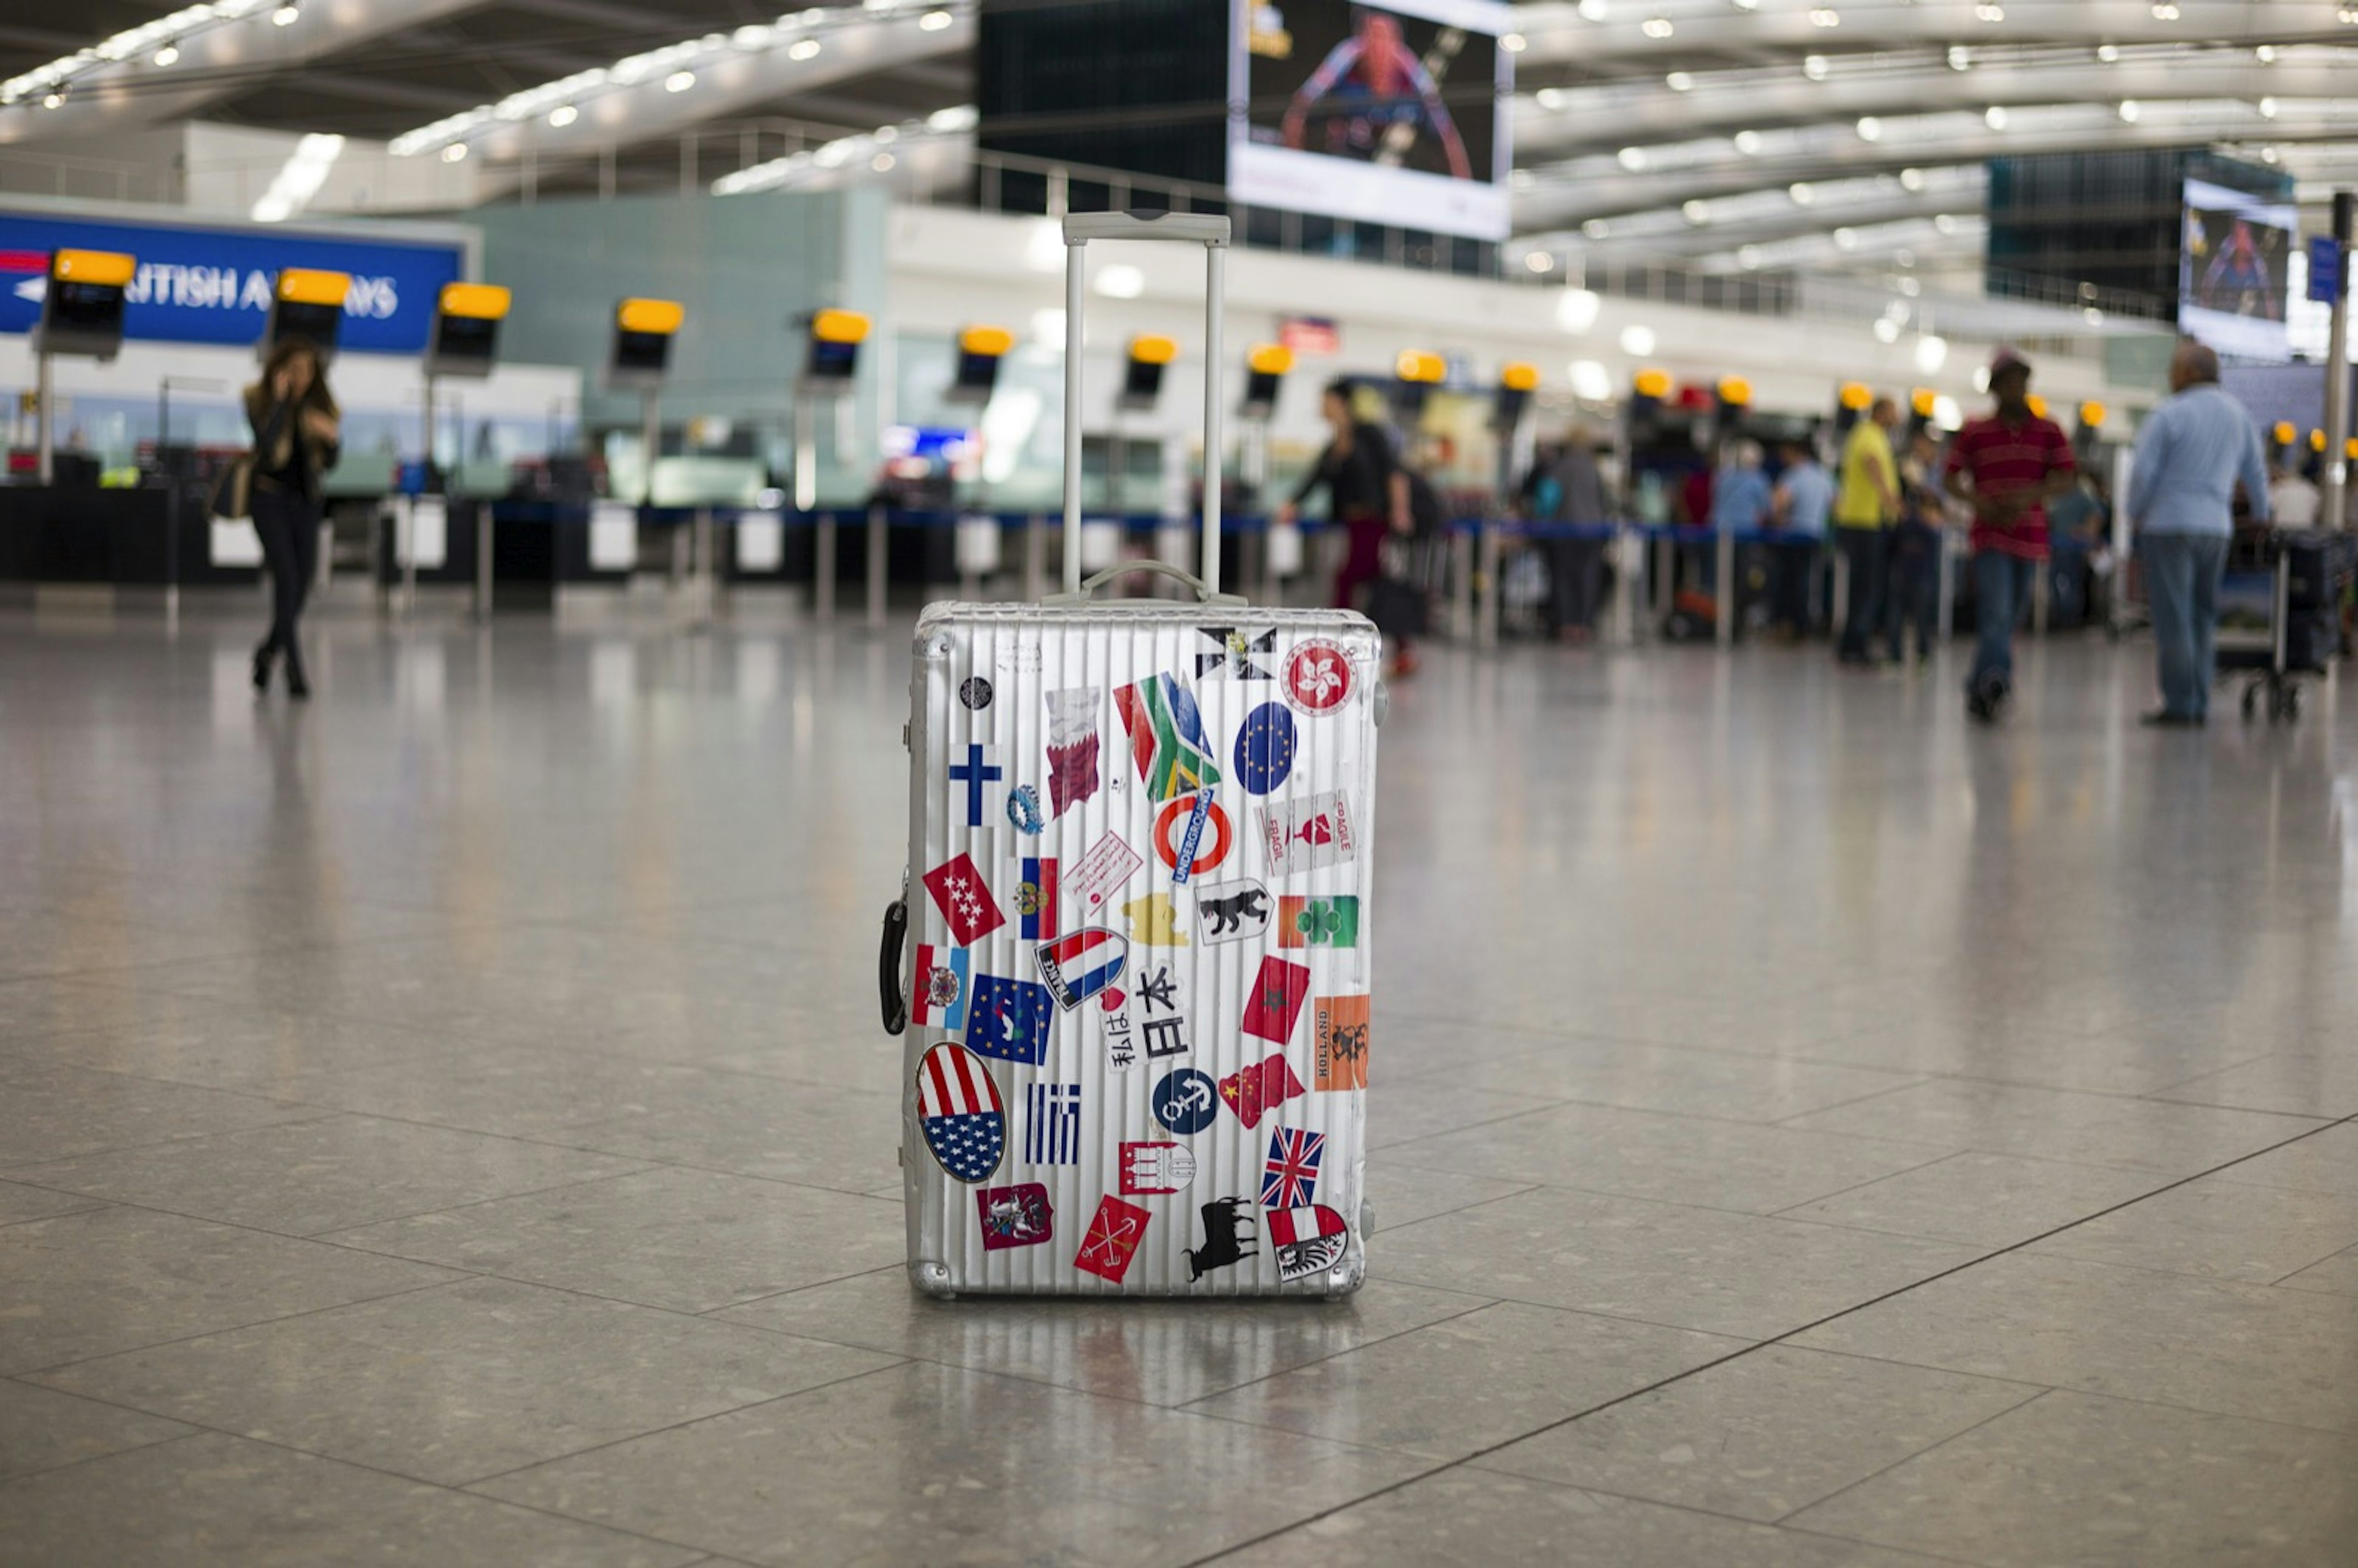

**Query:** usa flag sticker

left=916, top=1042, right=1006, bottom=1185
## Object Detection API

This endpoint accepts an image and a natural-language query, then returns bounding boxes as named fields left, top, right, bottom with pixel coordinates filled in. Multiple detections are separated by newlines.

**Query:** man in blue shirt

left=2127, top=337, right=2271, bottom=726
left=1768, top=439, right=1833, bottom=637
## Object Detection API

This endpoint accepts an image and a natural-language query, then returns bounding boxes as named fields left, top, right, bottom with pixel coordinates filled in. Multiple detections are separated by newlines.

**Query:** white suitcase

left=881, top=212, right=1380, bottom=1298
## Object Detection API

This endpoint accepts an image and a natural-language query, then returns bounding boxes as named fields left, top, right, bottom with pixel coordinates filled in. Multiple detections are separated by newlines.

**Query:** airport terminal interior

left=3, top=1, right=2357, bottom=1564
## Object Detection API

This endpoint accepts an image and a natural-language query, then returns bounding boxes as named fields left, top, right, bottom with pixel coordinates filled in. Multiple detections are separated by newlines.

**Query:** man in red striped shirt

left=1944, top=349, right=2077, bottom=722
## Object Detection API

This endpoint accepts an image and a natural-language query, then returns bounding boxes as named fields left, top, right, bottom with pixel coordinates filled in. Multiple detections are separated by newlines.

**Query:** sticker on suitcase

left=1067, top=831, right=1145, bottom=917
left=1268, top=1204, right=1349, bottom=1282
left=916, top=1042, right=1005, bottom=1183
left=976, top=1182, right=1051, bottom=1250
left=1194, top=879, right=1272, bottom=944
left=1154, top=793, right=1232, bottom=883
left=1257, top=790, right=1359, bottom=879
left=1233, top=702, right=1298, bottom=795
left=1075, top=1193, right=1151, bottom=1283
left=1153, top=1067, right=1221, bottom=1135
left=1044, top=686, right=1102, bottom=818
left=1196, top=626, right=1279, bottom=680
left=947, top=743, right=1005, bottom=827
left=1218, top=1052, right=1305, bottom=1128
left=1278, top=895, right=1360, bottom=948
left=1035, top=928, right=1129, bottom=1012
left=922, top=852, right=1005, bottom=946
left=1115, top=672, right=1221, bottom=801
left=1119, top=1139, right=1196, bottom=1195
left=910, top=944, right=970, bottom=1031
left=1260, top=1127, right=1324, bottom=1210
left=1184, top=1197, right=1258, bottom=1282
left=1283, top=639, right=1354, bottom=716
left=967, top=973, right=1056, bottom=1065
left=1313, top=995, right=1371, bottom=1092
left=1018, top=856, right=1059, bottom=940
left=1100, top=984, right=1138, bottom=1070
left=1242, top=955, right=1312, bottom=1046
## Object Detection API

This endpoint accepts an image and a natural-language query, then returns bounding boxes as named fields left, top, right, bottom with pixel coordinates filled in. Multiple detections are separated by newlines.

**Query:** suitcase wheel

left=909, top=1261, right=957, bottom=1300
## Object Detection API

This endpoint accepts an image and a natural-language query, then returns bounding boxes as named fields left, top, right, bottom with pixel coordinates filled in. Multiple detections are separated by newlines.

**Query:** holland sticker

left=1035, top=926, right=1130, bottom=1012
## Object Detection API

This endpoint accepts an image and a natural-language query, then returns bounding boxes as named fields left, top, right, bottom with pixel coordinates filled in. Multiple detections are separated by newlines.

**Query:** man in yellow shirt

left=1833, top=395, right=1901, bottom=665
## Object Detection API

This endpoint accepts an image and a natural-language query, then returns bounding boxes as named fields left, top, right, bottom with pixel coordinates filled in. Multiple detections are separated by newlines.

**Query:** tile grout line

left=1759, top=1386, right=2057, bottom=1534
left=1180, top=1106, right=2358, bottom=1566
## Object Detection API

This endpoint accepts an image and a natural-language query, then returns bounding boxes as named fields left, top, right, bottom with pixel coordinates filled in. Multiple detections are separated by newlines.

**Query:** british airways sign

left=0, top=211, right=464, bottom=352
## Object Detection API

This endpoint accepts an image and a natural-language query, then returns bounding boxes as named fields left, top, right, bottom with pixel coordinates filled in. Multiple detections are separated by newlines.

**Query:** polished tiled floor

left=2, top=600, right=2356, bottom=1566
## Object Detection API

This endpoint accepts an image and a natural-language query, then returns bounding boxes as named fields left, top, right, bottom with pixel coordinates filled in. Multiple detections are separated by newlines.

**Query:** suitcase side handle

left=879, top=898, right=909, bottom=1036
left=1043, top=558, right=1246, bottom=607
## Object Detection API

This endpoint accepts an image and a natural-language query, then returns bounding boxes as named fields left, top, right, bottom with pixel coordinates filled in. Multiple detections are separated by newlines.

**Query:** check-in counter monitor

left=267, top=268, right=350, bottom=359
left=37, top=249, right=135, bottom=361
left=1393, top=349, right=1445, bottom=420
left=947, top=324, right=1013, bottom=406
left=1119, top=335, right=1176, bottom=414
left=426, top=282, right=512, bottom=379
left=1242, top=343, right=1291, bottom=417
left=611, top=297, right=683, bottom=388
left=1495, top=361, right=1539, bottom=431
left=803, top=308, right=870, bottom=393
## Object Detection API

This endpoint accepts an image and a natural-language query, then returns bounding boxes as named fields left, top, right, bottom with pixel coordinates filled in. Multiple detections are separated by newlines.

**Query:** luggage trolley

left=2220, top=529, right=2352, bottom=724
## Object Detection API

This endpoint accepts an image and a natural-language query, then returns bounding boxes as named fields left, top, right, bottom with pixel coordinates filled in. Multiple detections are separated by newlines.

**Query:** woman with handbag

left=243, top=338, right=340, bottom=698
left=1275, top=379, right=1417, bottom=672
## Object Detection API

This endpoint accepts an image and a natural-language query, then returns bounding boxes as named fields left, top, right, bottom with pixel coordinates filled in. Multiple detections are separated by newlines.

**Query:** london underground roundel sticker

left=1284, top=640, right=1352, bottom=715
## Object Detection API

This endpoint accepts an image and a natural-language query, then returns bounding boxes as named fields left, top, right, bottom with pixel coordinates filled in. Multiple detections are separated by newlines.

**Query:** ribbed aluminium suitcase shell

left=885, top=213, right=1379, bottom=1297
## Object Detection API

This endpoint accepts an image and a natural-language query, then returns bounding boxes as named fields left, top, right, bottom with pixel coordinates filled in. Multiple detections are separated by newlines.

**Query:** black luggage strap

left=879, top=898, right=909, bottom=1036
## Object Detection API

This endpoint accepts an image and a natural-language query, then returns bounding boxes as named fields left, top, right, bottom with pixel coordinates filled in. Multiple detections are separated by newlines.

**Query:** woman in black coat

left=243, top=338, right=340, bottom=697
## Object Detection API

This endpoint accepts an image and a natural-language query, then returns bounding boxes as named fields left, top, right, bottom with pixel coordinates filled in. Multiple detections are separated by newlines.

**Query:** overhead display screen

left=2180, top=177, right=2297, bottom=362
left=1229, top=0, right=1514, bottom=241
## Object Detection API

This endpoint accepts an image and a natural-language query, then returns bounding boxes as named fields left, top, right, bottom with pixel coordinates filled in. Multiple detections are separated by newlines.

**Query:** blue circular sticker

left=1151, top=1068, right=1220, bottom=1136
left=1006, top=784, right=1046, bottom=835
left=1233, top=702, right=1298, bottom=796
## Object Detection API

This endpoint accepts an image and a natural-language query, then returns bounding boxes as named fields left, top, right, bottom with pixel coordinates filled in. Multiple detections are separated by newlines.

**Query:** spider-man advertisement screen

left=1230, top=0, right=1512, bottom=240
left=2179, top=178, right=2296, bottom=363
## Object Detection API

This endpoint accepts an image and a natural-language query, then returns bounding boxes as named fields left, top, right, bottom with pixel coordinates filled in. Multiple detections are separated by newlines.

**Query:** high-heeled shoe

left=252, top=643, right=277, bottom=693
left=284, top=646, right=311, bottom=700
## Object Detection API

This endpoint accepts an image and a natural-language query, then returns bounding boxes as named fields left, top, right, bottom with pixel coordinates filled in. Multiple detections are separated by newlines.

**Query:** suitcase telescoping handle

left=1048, top=211, right=1243, bottom=607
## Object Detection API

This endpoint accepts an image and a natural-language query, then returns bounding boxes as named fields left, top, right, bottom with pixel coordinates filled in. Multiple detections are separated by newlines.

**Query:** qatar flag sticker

left=1267, top=1204, right=1348, bottom=1282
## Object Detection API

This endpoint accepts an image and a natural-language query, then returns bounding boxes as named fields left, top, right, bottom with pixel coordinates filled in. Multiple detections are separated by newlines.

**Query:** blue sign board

left=0, top=212, right=464, bottom=353
left=2309, top=235, right=2344, bottom=305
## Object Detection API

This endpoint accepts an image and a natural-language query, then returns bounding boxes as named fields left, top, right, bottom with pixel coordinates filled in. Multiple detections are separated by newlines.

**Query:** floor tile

left=34, top=1277, right=900, bottom=1485
left=1385, top=1101, right=1952, bottom=1214
left=0, top=1432, right=706, bottom=1567
left=1375, top=1186, right=1980, bottom=1340
left=1775, top=1152, right=2168, bottom=1246
left=2, top=1009, right=455, bottom=1096
left=717, top=1268, right=1496, bottom=1407
left=267, top=1050, right=752, bottom=1139
left=474, top=1360, right=1432, bottom=1567
left=1220, top=1467, right=1955, bottom=1567
left=1363, top=1162, right=1532, bottom=1230
left=552, top=1079, right=903, bottom=1195
left=2212, top=1121, right=2358, bottom=1197
left=1366, top=1082, right=1570, bottom=1148
left=2026, top=1176, right=2358, bottom=1284
left=1474, top=1345, right=2040, bottom=1523
left=0, top=1063, right=319, bottom=1170
left=2152, top=1050, right=2358, bottom=1118
left=0, top=1380, right=194, bottom=1483
left=1495, top=1049, right=1926, bottom=1126
left=0, top=1206, right=454, bottom=1376
left=1792, top=1250, right=2358, bottom=1434
left=2276, top=1247, right=2358, bottom=1297
left=1789, top=1390, right=2358, bottom=1567
left=1185, top=1300, right=1745, bottom=1459
left=327, top=1166, right=907, bottom=1313
left=0, top=1180, right=103, bottom=1227
left=8, top=1114, right=646, bottom=1237
left=1780, top=1079, right=2325, bottom=1176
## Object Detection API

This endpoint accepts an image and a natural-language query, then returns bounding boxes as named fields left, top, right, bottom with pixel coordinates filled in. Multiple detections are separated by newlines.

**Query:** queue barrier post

left=815, top=508, right=838, bottom=621
left=1714, top=528, right=1735, bottom=650
left=866, top=504, right=890, bottom=629
left=1476, top=518, right=1501, bottom=648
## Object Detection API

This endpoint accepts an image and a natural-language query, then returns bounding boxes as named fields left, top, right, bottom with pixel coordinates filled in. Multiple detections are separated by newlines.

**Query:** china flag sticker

left=1075, top=1193, right=1152, bottom=1284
